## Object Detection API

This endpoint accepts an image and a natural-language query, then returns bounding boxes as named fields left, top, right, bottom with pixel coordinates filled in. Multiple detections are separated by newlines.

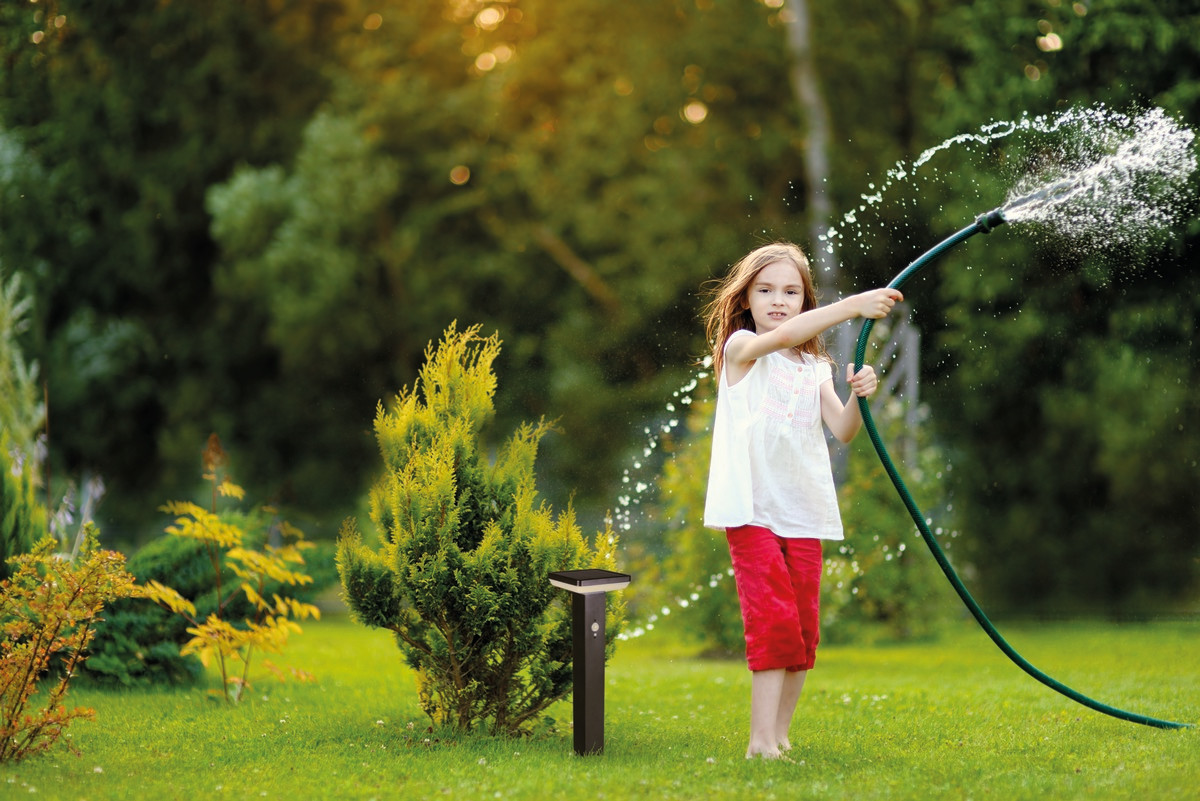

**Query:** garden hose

left=851, top=209, right=1193, bottom=730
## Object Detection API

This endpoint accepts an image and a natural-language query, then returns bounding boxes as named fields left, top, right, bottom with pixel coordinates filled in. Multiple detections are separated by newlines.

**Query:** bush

left=643, top=371, right=744, bottom=654
left=0, top=529, right=139, bottom=763
left=338, top=324, right=623, bottom=735
left=80, top=531, right=236, bottom=688
left=140, top=491, right=321, bottom=702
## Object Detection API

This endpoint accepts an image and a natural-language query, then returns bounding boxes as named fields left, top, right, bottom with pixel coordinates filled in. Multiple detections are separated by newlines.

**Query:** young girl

left=702, top=242, right=902, bottom=759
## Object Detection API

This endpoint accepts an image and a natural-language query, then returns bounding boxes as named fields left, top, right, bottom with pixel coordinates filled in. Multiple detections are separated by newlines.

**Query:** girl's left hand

left=846, top=364, right=878, bottom=398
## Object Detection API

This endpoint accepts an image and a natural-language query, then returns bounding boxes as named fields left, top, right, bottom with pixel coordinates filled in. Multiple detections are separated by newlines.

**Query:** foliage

left=637, top=369, right=742, bottom=654
left=0, top=433, right=47, bottom=583
left=337, top=324, right=623, bottom=735
left=77, top=536, right=208, bottom=688
left=824, top=400, right=960, bottom=642
left=0, top=528, right=138, bottom=763
left=3, top=0, right=813, bottom=530
left=0, top=266, right=50, bottom=578
left=139, top=436, right=320, bottom=702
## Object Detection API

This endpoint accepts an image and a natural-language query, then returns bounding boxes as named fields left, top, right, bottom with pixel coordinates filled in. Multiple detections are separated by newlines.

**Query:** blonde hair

left=702, top=242, right=829, bottom=377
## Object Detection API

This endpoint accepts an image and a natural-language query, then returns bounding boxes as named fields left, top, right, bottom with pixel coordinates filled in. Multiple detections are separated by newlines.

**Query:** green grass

left=6, top=616, right=1196, bottom=800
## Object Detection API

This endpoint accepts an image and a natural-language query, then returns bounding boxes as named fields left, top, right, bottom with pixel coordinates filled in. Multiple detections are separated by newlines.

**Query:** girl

left=702, top=242, right=902, bottom=759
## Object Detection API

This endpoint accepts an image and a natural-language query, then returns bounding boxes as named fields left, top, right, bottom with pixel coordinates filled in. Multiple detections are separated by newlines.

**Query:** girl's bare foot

left=745, top=747, right=797, bottom=764
left=746, top=745, right=782, bottom=760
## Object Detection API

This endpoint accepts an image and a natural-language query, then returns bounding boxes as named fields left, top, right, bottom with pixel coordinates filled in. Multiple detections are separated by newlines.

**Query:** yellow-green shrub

left=338, top=324, right=623, bottom=735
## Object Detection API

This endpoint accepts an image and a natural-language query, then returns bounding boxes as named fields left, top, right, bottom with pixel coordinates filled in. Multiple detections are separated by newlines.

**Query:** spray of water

left=1000, top=106, right=1197, bottom=247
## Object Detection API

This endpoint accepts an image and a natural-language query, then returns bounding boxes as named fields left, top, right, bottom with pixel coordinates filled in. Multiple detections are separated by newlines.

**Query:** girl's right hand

left=851, top=288, right=903, bottom=319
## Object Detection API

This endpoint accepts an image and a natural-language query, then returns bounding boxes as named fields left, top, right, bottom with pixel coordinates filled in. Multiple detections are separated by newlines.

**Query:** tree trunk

left=783, top=0, right=838, bottom=291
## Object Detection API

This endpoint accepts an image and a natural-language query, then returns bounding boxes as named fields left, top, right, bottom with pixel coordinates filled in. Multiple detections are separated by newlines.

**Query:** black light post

left=548, top=569, right=632, bottom=755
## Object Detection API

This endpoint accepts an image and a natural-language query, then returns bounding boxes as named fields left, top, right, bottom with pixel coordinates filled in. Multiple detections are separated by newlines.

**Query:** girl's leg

left=775, top=538, right=822, bottom=749
left=776, top=669, right=807, bottom=750
left=748, top=668, right=785, bottom=758
left=727, top=526, right=814, bottom=759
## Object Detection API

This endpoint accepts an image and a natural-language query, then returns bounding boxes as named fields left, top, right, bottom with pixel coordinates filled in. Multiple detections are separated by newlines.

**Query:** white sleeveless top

left=703, top=329, right=843, bottom=540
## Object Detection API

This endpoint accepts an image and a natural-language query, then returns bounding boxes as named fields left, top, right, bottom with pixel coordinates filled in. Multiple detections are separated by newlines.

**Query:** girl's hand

left=850, top=288, right=903, bottom=319
left=847, top=364, right=879, bottom=398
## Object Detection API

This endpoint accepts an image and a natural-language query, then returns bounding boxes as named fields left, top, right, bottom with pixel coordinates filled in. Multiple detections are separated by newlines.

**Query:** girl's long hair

left=702, top=242, right=829, bottom=378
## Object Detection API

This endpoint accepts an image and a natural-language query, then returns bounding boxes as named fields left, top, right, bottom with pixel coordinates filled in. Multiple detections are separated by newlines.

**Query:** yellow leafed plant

left=140, top=434, right=319, bottom=703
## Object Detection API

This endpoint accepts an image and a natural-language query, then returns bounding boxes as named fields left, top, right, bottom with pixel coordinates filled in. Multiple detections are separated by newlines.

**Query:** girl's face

left=744, top=259, right=805, bottom=333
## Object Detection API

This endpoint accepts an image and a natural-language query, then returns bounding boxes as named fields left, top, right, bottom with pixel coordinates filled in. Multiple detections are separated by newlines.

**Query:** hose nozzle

left=975, top=208, right=1007, bottom=233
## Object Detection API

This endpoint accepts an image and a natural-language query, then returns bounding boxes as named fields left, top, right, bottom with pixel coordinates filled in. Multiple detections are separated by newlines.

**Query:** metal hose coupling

left=975, top=207, right=1007, bottom=233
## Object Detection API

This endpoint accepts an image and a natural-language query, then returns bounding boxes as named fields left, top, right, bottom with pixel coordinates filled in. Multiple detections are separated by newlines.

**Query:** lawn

left=6, top=615, right=1196, bottom=800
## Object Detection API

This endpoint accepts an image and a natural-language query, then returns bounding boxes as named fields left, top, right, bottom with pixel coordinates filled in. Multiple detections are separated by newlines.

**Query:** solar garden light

left=548, top=569, right=632, bottom=755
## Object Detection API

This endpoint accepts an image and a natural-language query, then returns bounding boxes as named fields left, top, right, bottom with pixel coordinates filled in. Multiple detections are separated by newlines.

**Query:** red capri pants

left=726, top=525, right=822, bottom=672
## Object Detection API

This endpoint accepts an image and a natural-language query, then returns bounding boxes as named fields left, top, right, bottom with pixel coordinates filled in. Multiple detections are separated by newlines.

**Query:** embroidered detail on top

left=761, top=359, right=819, bottom=427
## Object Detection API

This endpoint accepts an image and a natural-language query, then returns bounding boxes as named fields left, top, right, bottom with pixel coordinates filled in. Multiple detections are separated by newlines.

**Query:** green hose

left=852, top=209, right=1193, bottom=730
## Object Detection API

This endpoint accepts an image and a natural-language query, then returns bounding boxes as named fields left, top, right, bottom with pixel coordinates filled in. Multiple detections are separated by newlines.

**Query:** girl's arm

left=820, top=363, right=879, bottom=443
left=726, top=288, right=903, bottom=377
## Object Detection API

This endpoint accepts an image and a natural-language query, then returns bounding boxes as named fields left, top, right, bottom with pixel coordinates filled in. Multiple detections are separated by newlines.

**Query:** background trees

left=1, top=0, right=340, bottom=535
left=2, top=0, right=1197, bottom=611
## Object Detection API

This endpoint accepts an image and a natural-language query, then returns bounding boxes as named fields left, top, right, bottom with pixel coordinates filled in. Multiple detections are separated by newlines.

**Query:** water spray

left=852, top=201, right=1193, bottom=730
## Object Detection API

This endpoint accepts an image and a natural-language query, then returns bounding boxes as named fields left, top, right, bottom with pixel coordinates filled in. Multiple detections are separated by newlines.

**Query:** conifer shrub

left=77, top=533, right=210, bottom=687
left=338, top=324, right=623, bottom=736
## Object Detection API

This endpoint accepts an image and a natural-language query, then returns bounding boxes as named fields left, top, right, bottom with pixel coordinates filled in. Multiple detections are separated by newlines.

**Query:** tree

left=337, top=325, right=622, bottom=735
left=7, top=0, right=948, bottom=537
